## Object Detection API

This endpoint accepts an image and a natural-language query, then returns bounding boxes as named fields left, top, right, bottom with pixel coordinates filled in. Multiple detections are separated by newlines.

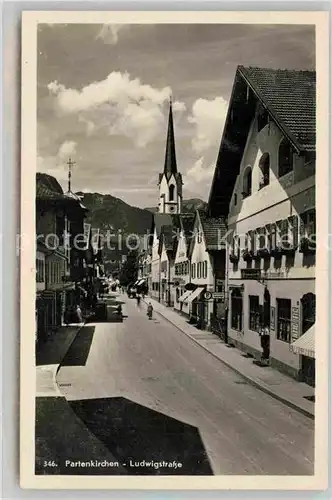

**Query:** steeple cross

left=67, top=157, right=76, bottom=192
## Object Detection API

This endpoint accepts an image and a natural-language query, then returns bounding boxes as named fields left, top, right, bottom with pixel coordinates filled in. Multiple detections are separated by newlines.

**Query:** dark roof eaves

left=238, top=66, right=307, bottom=153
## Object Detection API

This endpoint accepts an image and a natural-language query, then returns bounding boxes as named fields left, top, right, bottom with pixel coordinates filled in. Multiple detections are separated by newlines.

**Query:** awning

left=137, top=279, right=146, bottom=287
left=290, top=325, right=315, bottom=359
left=178, top=290, right=192, bottom=303
left=186, top=286, right=205, bottom=304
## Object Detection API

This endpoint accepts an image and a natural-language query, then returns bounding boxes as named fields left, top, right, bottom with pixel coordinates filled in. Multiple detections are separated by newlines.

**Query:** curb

left=146, top=299, right=314, bottom=420
left=55, top=321, right=87, bottom=378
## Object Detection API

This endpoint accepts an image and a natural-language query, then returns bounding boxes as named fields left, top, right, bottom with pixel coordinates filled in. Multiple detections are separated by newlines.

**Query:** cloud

left=96, top=24, right=126, bottom=45
left=47, top=72, right=185, bottom=148
left=185, top=157, right=215, bottom=184
left=173, top=100, right=186, bottom=113
left=78, top=116, right=95, bottom=136
left=188, top=97, right=228, bottom=154
left=58, top=140, right=77, bottom=159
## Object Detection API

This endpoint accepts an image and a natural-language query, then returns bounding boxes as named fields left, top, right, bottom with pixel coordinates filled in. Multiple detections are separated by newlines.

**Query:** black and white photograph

left=20, top=10, right=329, bottom=490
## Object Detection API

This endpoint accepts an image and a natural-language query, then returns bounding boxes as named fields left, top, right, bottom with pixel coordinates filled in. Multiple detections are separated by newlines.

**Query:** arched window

left=231, top=288, right=243, bottom=331
left=242, top=167, right=252, bottom=199
left=169, top=184, right=175, bottom=201
left=301, top=293, right=316, bottom=334
left=259, top=153, right=270, bottom=189
left=278, top=138, right=293, bottom=178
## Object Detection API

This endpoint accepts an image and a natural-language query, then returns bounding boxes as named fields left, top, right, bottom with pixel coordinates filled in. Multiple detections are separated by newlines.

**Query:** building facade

left=207, top=66, right=316, bottom=385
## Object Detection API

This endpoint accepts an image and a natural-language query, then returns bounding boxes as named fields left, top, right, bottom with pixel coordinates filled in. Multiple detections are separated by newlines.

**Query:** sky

left=37, top=23, right=315, bottom=208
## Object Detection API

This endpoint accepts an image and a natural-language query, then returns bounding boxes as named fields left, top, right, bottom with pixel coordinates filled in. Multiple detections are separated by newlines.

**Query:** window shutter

left=270, top=223, right=276, bottom=250
left=289, top=215, right=298, bottom=247
left=299, top=213, right=306, bottom=238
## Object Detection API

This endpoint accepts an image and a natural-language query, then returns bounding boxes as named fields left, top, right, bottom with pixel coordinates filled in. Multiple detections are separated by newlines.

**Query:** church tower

left=158, top=99, right=183, bottom=214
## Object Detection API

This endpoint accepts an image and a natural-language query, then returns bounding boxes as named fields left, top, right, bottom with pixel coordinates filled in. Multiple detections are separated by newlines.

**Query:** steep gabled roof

left=198, top=210, right=228, bottom=251
left=179, top=213, right=195, bottom=246
left=208, top=65, right=316, bottom=216
left=238, top=66, right=316, bottom=151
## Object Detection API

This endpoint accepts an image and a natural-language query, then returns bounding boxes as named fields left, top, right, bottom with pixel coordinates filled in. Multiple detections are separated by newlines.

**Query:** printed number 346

left=44, top=461, right=57, bottom=467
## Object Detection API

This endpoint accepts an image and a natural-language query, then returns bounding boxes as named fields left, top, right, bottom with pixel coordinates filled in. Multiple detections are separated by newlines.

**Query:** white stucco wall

left=172, top=229, right=190, bottom=310
left=151, top=227, right=160, bottom=300
left=226, top=113, right=316, bottom=375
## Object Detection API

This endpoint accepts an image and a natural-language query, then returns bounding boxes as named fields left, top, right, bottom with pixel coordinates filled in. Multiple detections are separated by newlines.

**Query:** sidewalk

left=36, top=324, right=84, bottom=397
left=144, top=297, right=315, bottom=419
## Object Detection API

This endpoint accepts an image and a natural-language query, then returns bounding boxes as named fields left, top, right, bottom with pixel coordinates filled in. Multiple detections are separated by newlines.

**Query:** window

left=242, top=167, right=252, bottom=198
left=192, top=263, right=196, bottom=279
left=267, top=223, right=276, bottom=251
left=197, top=230, right=203, bottom=244
left=203, top=261, right=208, bottom=279
left=197, top=262, right=201, bottom=279
left=231, top=288, right=243, bottom=331
left=301, top=293, right=315, bottom=334
left=234, top=193, right=237, bottom=206
left=276, top=298, right=291, bottom=342
left=169, top=184, right=175, bottom=201
left=301, top=209, right=316, bottom=238
left=259, top=153, right=270, bottom=188
left=249, top=295, right=261, bottom=332
left=278, top=138, right=293, bottom=178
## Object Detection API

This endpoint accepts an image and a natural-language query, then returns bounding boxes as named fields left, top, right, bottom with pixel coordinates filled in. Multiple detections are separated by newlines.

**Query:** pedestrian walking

left=76, top=305, right=83, bottom=324
left=136, top=294, right=141, bottom=307
left=147, top=302, right=153, bottom=320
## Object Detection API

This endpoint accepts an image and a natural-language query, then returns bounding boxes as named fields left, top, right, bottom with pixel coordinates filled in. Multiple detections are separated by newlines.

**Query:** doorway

left=261, top=287, right=271, bottom=360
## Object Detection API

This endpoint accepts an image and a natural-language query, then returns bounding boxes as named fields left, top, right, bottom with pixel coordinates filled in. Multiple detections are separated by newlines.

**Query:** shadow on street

left=61, top=326, right=95, bottom=367
left=69, top=396, right=213, bottom=475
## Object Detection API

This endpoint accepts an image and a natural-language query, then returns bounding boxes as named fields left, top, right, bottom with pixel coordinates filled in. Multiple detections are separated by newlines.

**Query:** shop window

left=249, top=295, right=261, bottom=332
left=231, top=288, right=243, bottom=331
left=259, top=153, right=270, bottom=189
left=169, top=184, right=175, bottom=201
left=278, top=138, right=293, bottom=178
left=301, top=293, right=315, bottom=334
left=242, top=167, right=252, bottom=199
left=276, top=298, right=291, bottom=342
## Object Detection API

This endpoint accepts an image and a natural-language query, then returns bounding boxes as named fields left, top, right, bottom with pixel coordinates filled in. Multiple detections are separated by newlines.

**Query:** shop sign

left=203, top=291, right=212, bottom=300
left=241, top=269, right=261, bottom=280
left=212, top=292, right=225, bottom=300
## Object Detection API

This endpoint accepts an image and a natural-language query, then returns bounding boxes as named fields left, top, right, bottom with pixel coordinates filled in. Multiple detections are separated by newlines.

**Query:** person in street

left=76, top=304, right=83, bottom=324
left=136, top=294, right=141, bottom=307
left=147, top=302, right=153, bottom=320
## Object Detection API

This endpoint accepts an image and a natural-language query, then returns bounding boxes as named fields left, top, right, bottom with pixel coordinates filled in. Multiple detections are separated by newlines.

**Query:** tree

left=119, top=250, right=138, bottom=286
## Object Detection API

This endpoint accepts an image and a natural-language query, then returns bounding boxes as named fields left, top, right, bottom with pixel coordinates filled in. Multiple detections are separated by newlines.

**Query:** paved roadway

left=56, top=292, right=314, bottom=475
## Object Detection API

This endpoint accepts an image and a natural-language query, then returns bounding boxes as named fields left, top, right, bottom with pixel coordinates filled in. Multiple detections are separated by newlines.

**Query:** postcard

left=20, top=10, right=329, bottom=490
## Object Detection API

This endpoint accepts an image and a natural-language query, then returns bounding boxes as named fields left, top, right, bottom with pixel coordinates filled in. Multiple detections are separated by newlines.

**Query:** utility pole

left=67, top=157, right=76, bottom=192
